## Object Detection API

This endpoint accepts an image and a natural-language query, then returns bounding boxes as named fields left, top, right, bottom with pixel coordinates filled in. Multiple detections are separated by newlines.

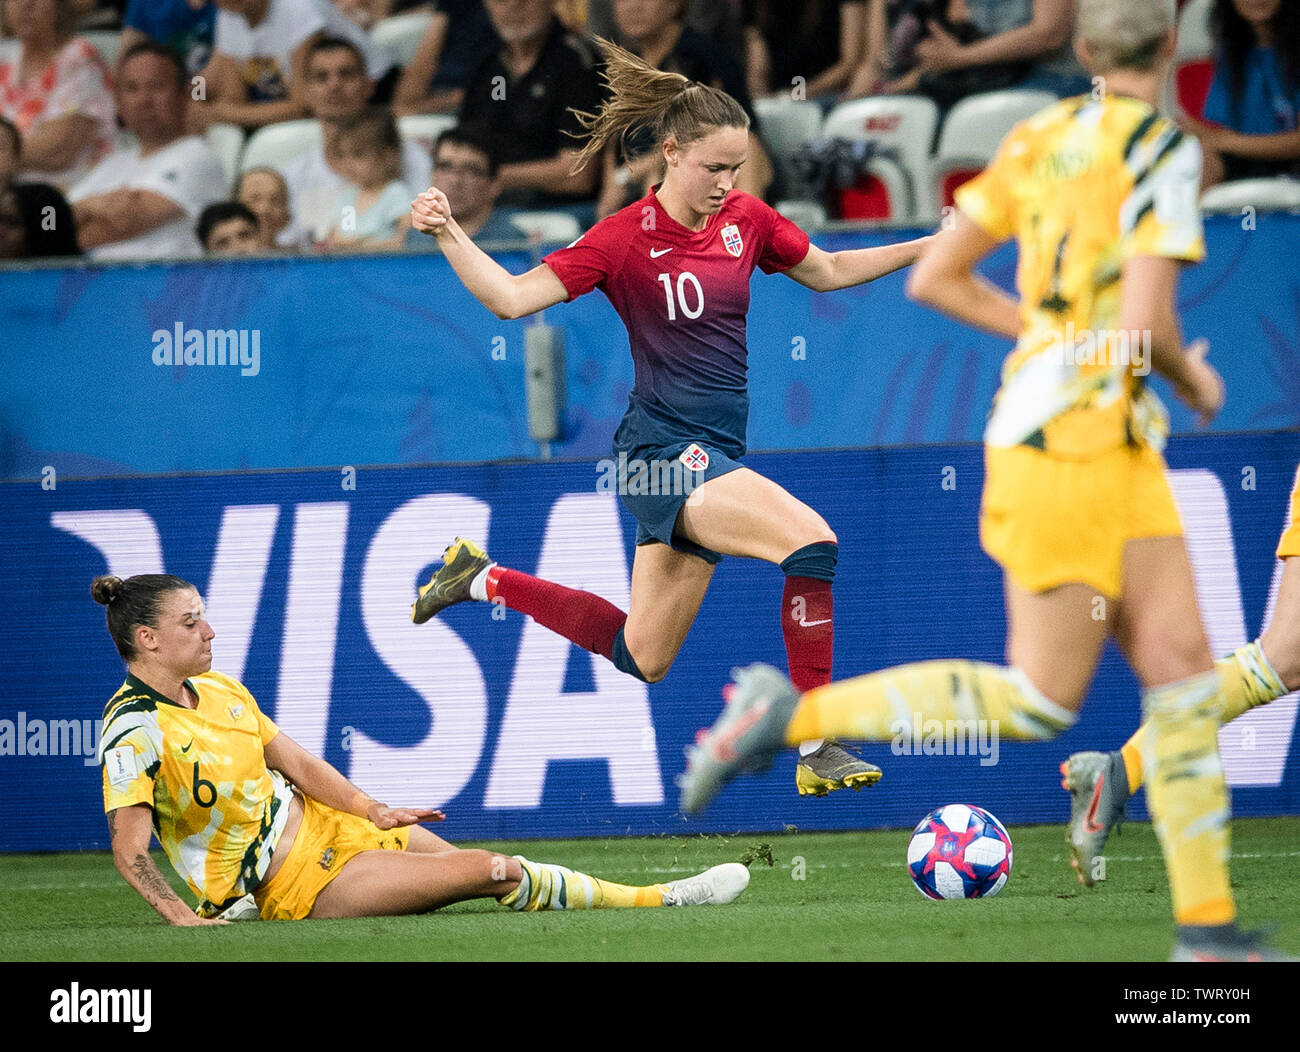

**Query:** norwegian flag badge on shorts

left=721, top=223, right=743, bottom=257
left=679, top=443, right=710, bottom=471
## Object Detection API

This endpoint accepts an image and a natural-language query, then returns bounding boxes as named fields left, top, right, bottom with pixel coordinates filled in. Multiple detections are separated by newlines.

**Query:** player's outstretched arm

left=785, top=233, right=935, bottom=292
left=410, top=186, right=570, bottom=320
left=906, top=210, right=1020, bottom=339
left=263, top=731, right=445, bottom=831
left=108, top=804, right=225, bottom=927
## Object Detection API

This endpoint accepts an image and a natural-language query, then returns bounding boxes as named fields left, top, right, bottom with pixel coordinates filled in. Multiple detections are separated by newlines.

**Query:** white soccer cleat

left=660, top=862, right=751, bottom=906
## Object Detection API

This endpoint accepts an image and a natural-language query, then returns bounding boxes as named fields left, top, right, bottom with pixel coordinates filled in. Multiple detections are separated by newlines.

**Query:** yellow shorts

left=980, top=442, right=1183, bottom=599
left=1277, top=465, right=1300, bottom=559
left=253, top=794, right=408, bottom=921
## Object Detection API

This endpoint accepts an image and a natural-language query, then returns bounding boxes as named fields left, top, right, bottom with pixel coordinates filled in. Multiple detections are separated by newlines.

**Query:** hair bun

left=91, top=575, right=123, bottom=605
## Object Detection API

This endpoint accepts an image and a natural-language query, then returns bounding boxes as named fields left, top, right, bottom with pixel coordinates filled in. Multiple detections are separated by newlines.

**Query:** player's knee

left=638, top=656, right=674, bottom=683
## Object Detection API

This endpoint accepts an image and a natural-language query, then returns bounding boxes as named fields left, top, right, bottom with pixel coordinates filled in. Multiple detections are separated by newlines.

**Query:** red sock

left=782, top=576, right=833, bottom=691
left=486, top=566, right=627, bottom=660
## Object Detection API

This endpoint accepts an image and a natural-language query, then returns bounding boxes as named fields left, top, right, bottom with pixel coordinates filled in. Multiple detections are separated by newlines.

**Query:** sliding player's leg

left=309, top=847, right=749, bottom=918
left=676, top=465, right=879, bottom=792
left=678, top=579, right=1104, bottom=813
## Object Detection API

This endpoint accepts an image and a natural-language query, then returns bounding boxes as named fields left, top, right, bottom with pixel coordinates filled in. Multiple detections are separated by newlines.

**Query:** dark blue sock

left=779, top=541, right=838, bottom=582
left=611, top=625, right=649, bottom=682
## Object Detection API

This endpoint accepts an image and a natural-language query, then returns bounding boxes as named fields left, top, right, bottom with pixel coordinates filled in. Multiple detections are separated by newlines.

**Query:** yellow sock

left=1142, top=671, right=1235, bottom=927
left=785, top=659, right=1076, bottom=745
left=1119, top=641, right=1286, bottom=793
left=500, top=856, right=665, bottom=910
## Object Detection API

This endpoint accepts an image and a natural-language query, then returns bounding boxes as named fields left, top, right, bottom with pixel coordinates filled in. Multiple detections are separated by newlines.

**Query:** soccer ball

left=907, top=803, right=1013, bottom=900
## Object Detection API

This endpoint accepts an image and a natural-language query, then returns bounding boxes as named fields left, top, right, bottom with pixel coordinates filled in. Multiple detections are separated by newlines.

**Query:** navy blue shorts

left=614, top=440, right=744, bottom=564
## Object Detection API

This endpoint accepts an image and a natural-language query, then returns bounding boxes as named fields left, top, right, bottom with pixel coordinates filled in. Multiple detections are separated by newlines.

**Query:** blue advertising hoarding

left=2, top=432, right=1296, bottom=850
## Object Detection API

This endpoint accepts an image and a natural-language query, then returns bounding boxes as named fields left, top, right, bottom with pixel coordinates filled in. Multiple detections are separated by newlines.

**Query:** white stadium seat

left=205, top=123, right=246, bottom=190
left=371, top=11, right=436, bottom=69
left=753, top=97, right=824, bottom=195
left=1175, top=0, right=1214, bottom=60
left=1163, top=0, right=1216, bottom=117
left=821, top=95, right=940, bottom=220
left=1200, top=177, right=1300, bottom=214
left=81, top=29, right=123, bottom=68
left=397, top=113, right=458, bottom=155
left=930, top=90, right=1057, bottom=214
left=775, top=199, right=828, bottom=232
left=509, top=211, right=583, bottom=244
left=240, top=120, right=323, bottom=172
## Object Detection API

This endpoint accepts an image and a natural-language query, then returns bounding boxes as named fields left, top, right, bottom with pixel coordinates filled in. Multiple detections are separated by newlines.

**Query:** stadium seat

left=371, top=11, right=436, bottom=69
left=930, top=90, right=1057, bottom=214
left=1175, top=0, right=1214, bottom=60
left=509, top=211, right=583, bottom=244
left=81, top=29, right=123, bottom=68
left=821, top=95, right=939, bottom=221
left=753, top=97, right=824, bottom=197
left=240, top=120, right=323, bottom=172
left=205, top=123, right=246, bottom=190
left=1200, top=177, right=1300, bottom=214
left=397, top=113, right=458, bottom=155
left=775, top=199, right=828, bottom=231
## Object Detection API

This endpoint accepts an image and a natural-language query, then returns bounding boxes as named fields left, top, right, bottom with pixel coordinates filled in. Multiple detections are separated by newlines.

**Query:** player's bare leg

left=1261, top=555, right=1300, bottom=691
left=404, top=823, right=459, bottom=854
left=679, top=466, right=880, bottom=792
left=619, top=542, right=714, bottom=682
left=309, top=847, right=748, bottom=917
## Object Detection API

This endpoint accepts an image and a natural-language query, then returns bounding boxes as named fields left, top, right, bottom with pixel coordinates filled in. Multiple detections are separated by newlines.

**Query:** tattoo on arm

left=129, top=853, right=183, bottom=909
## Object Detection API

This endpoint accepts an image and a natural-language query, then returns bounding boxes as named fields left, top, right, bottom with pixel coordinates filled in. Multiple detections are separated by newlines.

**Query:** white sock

left=468, top=564, right=495, bottom=602
left=798, top=739, right=824, bottom=756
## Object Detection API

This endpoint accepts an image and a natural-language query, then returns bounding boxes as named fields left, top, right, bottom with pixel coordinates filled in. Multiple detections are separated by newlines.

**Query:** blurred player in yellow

left=1062, top=462, right=1300, bottom=885
left=679, top=0, right=1291, bottom=959
left=94, top=572, right=748, bottom=925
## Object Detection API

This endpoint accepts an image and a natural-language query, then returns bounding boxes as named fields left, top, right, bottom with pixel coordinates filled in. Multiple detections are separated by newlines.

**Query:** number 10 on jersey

left=658, top=271, right=704, bottom=320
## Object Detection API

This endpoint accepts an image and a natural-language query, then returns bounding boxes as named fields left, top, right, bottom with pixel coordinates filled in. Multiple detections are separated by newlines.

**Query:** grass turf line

left=1, top=818, right=1297, bottom=962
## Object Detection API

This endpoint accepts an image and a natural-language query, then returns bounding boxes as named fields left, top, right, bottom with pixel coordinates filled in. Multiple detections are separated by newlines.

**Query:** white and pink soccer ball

left=907, top=803, right=1014, bottom=899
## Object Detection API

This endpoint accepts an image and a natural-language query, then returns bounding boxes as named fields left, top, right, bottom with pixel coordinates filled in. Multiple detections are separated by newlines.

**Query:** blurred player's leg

left=678, top=466, right=880, bottom=792
left=1113, top=536, right=1237, bottom=940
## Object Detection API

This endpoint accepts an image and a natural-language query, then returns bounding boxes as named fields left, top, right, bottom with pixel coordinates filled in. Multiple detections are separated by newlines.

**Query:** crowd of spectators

left=0, top=0, right=1296, bottom=262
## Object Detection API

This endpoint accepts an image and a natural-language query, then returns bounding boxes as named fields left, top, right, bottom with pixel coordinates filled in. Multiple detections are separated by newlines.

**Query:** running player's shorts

left=253, top=793, right=408, bottom=920
left=1277, top=465, right=1300, bottom=559
left=616, top=440, right=744, bottom=564
left=980, top=441, right=1183, bottom=599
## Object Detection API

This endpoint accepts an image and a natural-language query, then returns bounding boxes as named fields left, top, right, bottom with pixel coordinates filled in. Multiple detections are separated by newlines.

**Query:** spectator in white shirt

left=194, top=0, right=393, bottom=129
left=68, top=43, right=228, bottom=261
left=278, top=36, right=431, bottom=242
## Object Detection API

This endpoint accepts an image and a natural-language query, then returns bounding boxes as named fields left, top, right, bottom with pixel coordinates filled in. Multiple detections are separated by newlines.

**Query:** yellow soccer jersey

left=99, top=670, right=293, bottom=907
left=955, top=94, right=1205, bottom=458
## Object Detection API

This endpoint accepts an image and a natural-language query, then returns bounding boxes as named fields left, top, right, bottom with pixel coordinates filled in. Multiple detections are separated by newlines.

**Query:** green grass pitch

left=3, top=818, right=1297, bottom=962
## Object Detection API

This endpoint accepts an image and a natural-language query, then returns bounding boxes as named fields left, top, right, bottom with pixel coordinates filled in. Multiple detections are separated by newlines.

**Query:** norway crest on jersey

left=721, top=223, right=743, bottom=258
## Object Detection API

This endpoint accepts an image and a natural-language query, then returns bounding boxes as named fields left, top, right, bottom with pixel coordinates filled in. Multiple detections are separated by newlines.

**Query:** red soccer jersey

left=543, top=189, right=810, bottom=456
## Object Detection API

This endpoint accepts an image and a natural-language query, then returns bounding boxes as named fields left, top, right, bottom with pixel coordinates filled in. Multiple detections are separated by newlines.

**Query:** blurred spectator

left=0, top=180, right=81, bottom=258
left=1185, top=0, right=1300, bottom=185
left=392, top=0, right=500, bottom=116
left=319, top=106, right=411, bottom=248
left=595, top=0, right=772, bottom=219
left=0, top=115, right=20, bottom=187
left=197, top=198, right=262, bottom=251
left=67, top=42, right=227, bottom=259
left=743, top=1, right=870, bottom=102
left=849, top=0, right=1090, bottom=106
left=0, top=0, right=117, bottom=189
left=457, top=0, right=605, bottom=211
left=405, top=124, right=520, bottom=247
left=586, top=0, right=746, bottom=61
left=121, top=0, right=216, bottom=75
left=236, top=165, right=298, bottom=247
left=279, top=35, right=431, bottom=241
left=195, top=0, right=393, bottom=129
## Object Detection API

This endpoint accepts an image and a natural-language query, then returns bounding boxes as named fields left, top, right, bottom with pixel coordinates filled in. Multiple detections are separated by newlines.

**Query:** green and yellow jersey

left=956, top=94, right=1205, bottom=458
left=99, top=670, right=293, bottom=907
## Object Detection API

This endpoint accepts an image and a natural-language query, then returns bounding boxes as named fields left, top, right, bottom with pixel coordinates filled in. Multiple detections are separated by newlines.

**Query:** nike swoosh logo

left=1083, top=773, right=1106, bottom=833
left=649, top=247, right=673, bottom=257
left=181, top=741, right=193, bottom=754
left=798, top=618, right=832, bottom=628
